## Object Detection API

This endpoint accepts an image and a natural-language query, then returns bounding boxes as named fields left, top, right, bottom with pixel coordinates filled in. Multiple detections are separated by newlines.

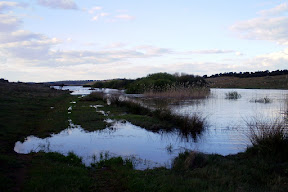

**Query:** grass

left=225, top=91, right=241, bottom=99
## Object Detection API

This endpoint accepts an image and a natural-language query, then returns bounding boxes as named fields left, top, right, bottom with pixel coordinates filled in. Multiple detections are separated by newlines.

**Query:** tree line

left=205, top=69, right=288, bottom=78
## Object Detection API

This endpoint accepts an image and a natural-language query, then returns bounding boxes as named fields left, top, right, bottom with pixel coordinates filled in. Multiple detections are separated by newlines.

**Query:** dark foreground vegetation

left=1, top=79, right=288, bottom=191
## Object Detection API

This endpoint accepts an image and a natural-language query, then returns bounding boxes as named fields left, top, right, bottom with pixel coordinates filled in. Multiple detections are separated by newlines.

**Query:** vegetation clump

left=250, top=97, right=272, bottom=103
left=225, top=91, right=241, bottom=99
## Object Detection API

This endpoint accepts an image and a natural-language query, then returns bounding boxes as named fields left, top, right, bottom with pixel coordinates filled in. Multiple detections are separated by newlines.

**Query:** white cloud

left=103, top=42, right=127, bottom=49
left=0, top=1, right=27, bottom=12
left=235, top=52, right=244, bottom=56
left=91, top=12, right=110, bottom=21
left=37, top=0, right=78, bottom=10
left=0, top=30, right=43, bottom=43
left=258, top=3, right=288, bottom=16
left=0, top=14, right=22, bottom=32
left=92, top=15, right=99, bottom=21
left=100, top=12, right=109, bottom=17
left=88, top=6, right=102, bottom=14
left=186, top=49, right=235, bottom=54
left=231, top=16, right=288, bottom=45
left=0, top=38, right=61, bottom=60
left=231, top=3, right=288, bottom=45
left=115, top=14, right=134, bottom=20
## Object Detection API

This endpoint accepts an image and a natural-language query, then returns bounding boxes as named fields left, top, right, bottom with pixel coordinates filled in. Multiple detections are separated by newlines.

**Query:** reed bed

left=144, top=85, right=210, bottom=99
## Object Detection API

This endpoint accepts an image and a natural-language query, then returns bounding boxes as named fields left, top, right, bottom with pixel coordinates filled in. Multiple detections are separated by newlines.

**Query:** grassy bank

left=0, top=81, right=76, bottom=191
left=207, top=75, right=288, bottom=89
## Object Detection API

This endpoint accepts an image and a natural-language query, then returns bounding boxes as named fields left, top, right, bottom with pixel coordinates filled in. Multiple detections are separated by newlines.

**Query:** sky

left=0, top=0, right=288, bottom=82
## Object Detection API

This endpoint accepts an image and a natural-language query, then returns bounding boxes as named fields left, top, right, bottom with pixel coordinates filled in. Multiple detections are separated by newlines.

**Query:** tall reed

left=144, top=84, right=210, bottom=99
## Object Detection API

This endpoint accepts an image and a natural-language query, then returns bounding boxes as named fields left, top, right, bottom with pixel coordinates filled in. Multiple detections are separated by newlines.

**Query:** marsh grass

left=86, top=92, right=207, bottom=135
left=246, top=117, right=288, bottom=160
left=144, top=85, right=210, bottom=99
left=225, top=91, right=241, bottom=99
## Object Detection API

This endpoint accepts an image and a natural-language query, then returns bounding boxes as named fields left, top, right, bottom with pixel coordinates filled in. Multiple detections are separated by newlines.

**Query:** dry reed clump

left=184, top=151, right=208, bottom=169
left=172, top=151, right=208, bottom=171
left=81, top=91, right=106, bottom=101
left=144, top=85, right=210, bottom=99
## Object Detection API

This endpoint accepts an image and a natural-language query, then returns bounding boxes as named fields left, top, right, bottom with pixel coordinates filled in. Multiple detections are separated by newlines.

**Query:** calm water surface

left=14, top=87, right=288, bottom=169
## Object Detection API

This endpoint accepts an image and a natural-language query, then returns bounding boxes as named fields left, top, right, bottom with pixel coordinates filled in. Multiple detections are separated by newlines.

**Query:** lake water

left=14, top=87, right=288, bottom=169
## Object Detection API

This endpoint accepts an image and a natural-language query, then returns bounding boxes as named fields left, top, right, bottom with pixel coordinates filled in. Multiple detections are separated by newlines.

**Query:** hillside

left=206, top=75, right=288, bottom=89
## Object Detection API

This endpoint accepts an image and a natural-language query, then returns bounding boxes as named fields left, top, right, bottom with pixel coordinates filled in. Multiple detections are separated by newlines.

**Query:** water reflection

left=15, top=120, right=206, bottom=170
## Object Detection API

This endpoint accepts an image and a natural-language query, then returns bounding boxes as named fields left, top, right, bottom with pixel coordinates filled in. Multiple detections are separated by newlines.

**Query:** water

left=52, top=86, right=124, bottom=95
left=14, top=87, right=288, bottom=169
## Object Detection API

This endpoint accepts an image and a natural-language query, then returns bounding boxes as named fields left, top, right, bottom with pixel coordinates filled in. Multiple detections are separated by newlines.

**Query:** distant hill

left=206, top=75, right=288, bottom=89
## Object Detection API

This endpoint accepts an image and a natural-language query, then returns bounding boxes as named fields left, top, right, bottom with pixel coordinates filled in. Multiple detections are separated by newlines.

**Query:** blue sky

left=0, top=0, right=287, bottom=82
